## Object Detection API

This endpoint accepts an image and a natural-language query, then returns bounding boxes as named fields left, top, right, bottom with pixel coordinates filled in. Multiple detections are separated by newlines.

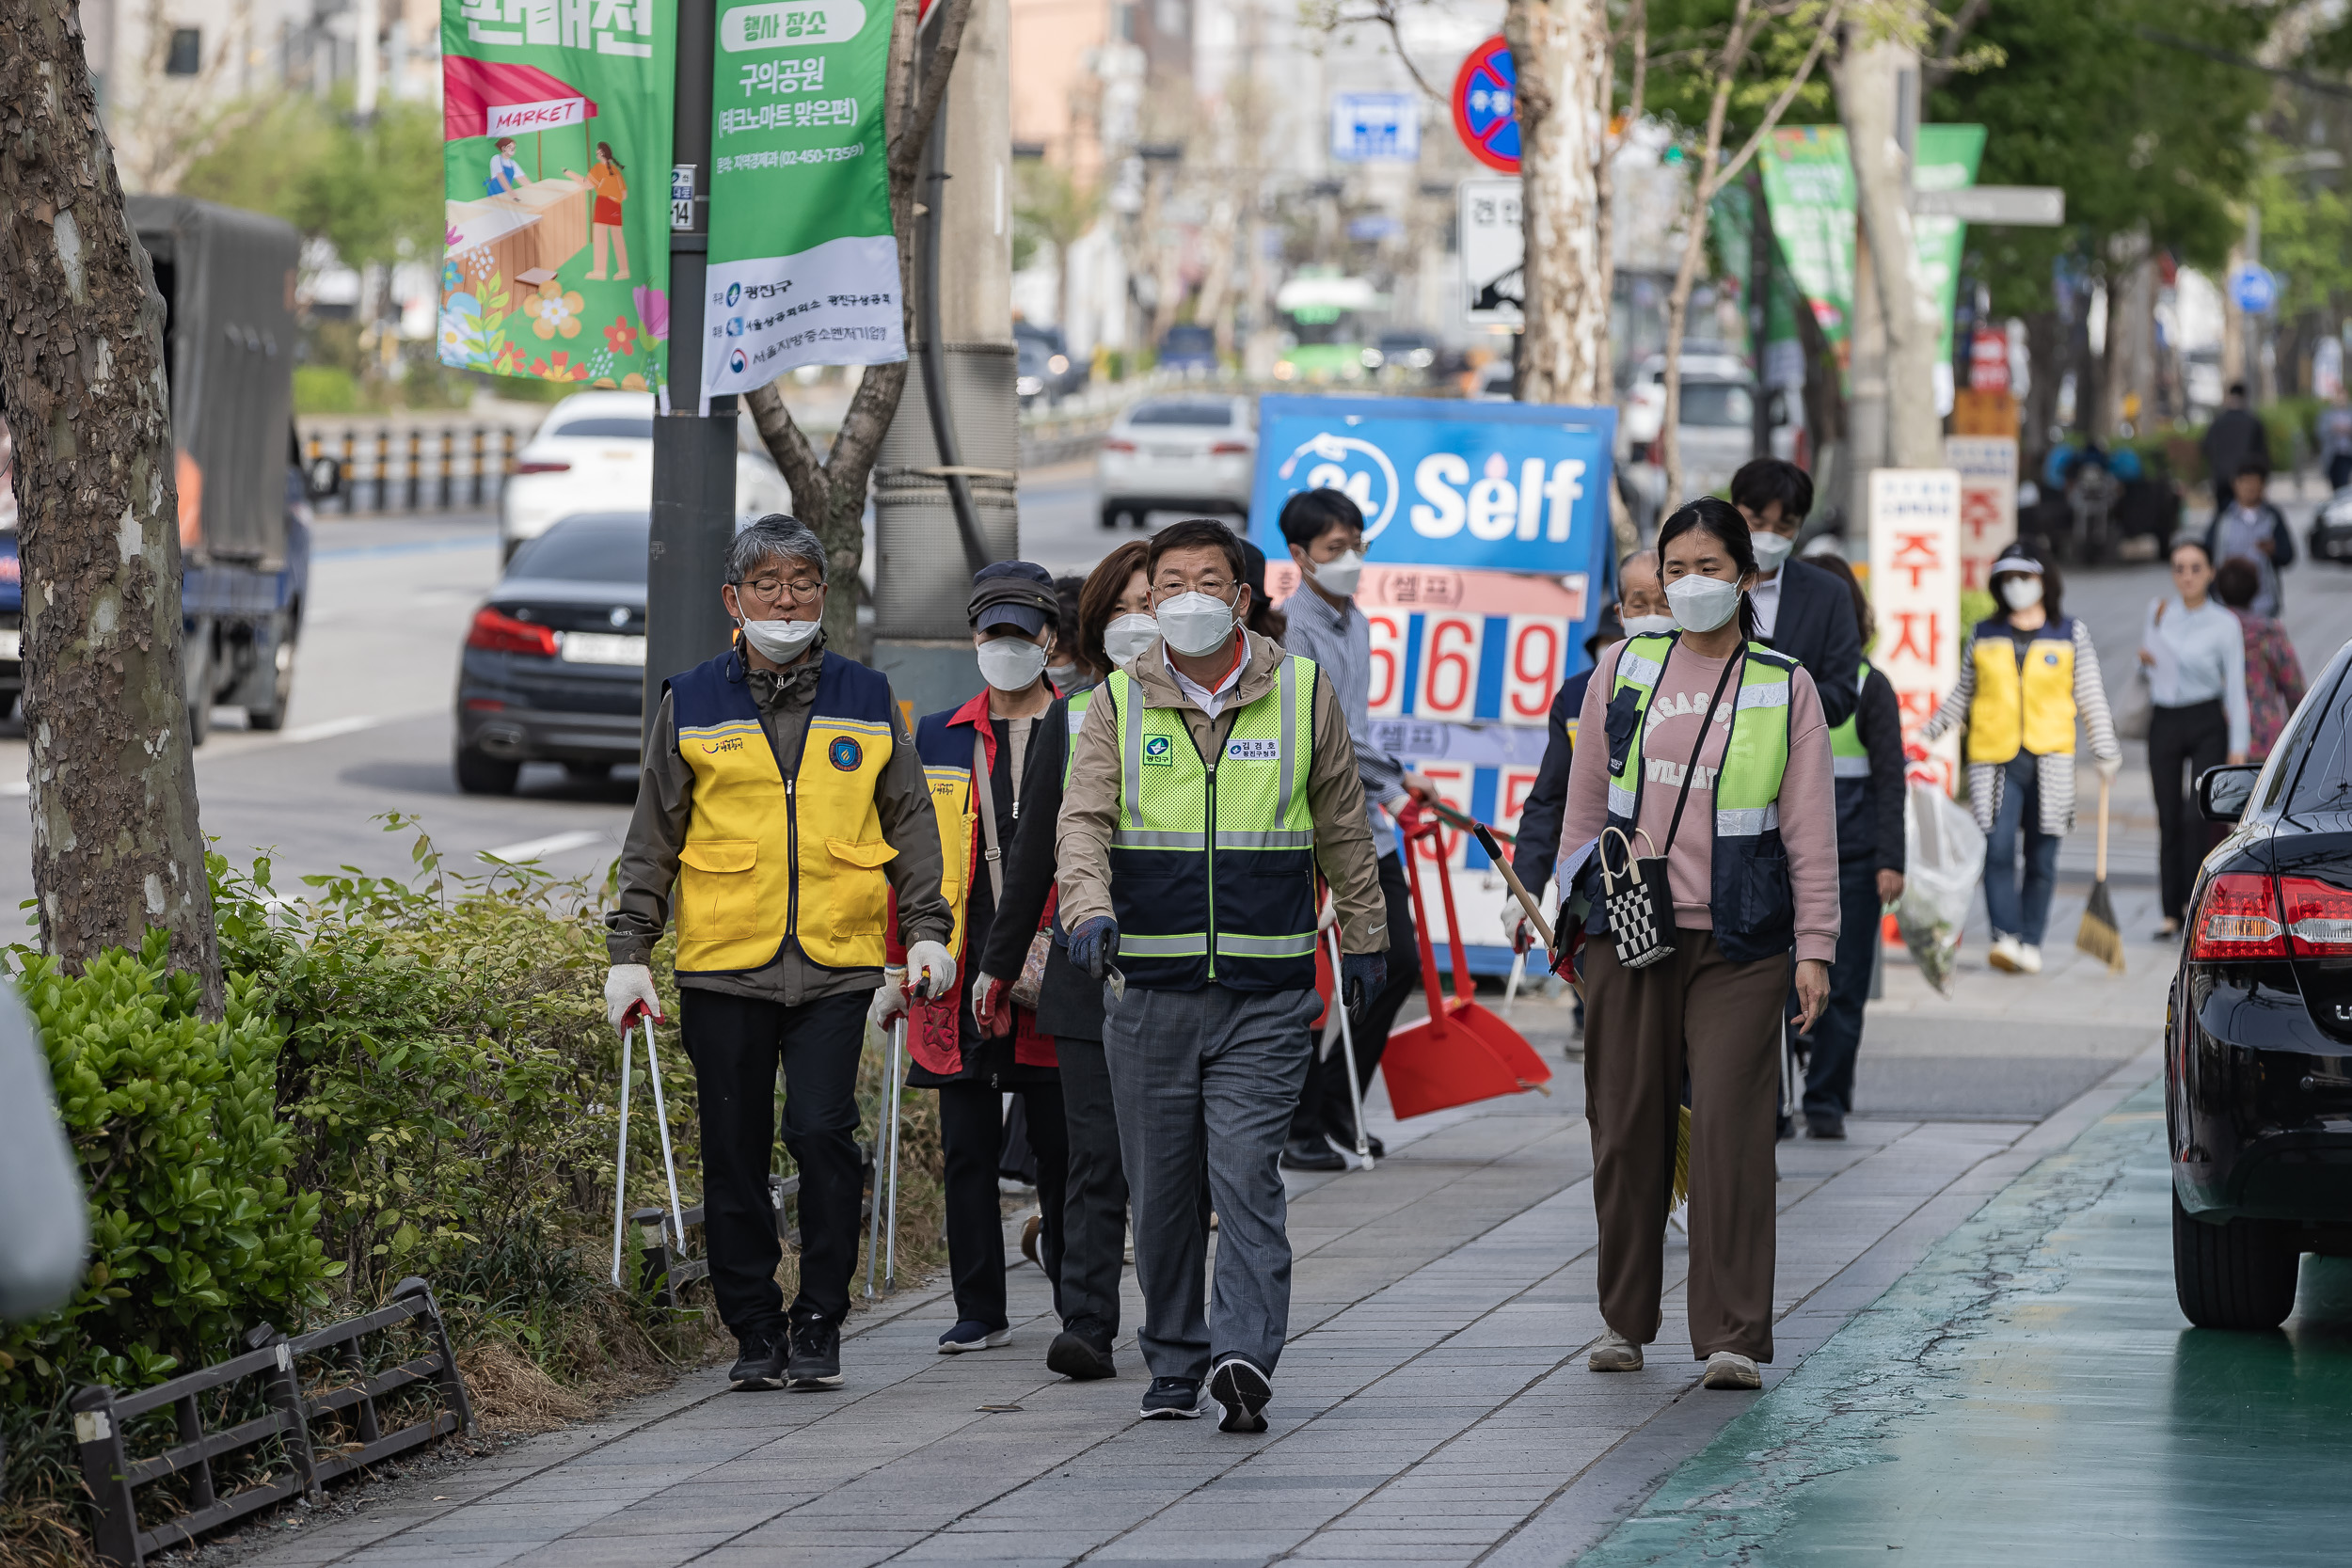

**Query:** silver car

left=1096, top=395, right=1256, bottom=529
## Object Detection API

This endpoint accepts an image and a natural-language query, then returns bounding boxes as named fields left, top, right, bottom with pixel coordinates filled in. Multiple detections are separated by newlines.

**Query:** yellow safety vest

left=1966, top=618, right=2076, bottom=764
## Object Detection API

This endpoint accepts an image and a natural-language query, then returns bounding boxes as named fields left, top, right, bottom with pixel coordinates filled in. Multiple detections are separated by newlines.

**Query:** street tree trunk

left=0, top=0, right=222, bottom=1009
left=746, top=0, right=975, bottom=653
left=1504, top=0, right=1611, bottom=408
left=1835, top=34, right=1941, bottom=468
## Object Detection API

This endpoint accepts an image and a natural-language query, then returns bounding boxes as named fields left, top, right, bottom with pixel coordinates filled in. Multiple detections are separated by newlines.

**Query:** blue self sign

left=1329, top=93, right=1422, bottom=165
left=1248, top=395, right=1617, bottom=577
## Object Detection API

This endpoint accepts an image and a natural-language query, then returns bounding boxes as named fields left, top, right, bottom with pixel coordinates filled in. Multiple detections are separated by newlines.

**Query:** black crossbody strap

left=1657, top=648, right=1745, bottom=859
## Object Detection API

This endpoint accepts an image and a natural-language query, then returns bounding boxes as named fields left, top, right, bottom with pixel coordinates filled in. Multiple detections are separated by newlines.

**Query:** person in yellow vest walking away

left=603, top=516, right=955, bottom=1394
left=1918, top=544, right=2121, bottom=974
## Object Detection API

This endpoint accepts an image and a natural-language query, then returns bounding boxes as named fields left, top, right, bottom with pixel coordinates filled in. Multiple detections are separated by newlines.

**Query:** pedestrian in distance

left=1730, top=458, right=1865, bottom=729
left=1790, top=554, right=1905, bottom=1140
left=604, top=515, right=956, bottom=1394
left=1047, top=573, right=1091, bottom=693
left=1507, top=549, right=1667, bottom=957
left=2204, top=458, right=2296, bottom=619
left=884, top=562, right=1072, bottom=1357
left=2212, top=556, right=2307, bottom=763
left=971, top=540, right=1157, bottom=1384
left=1237, top=536, right=1291, bottom=647
left=2200, top=383, right=2271, bottom=515
left=2141, top=538, right=2250, bottom=939
left=1269, top=487, right=1437, bottom=1174
left=2320, top=388, right=2352, bottom=495
left=1560, top=497, right=1839, bottom=1392
left=1057, top=518, right=1389, bottom=1433
left=1916, top=545, right=2121, bottom=974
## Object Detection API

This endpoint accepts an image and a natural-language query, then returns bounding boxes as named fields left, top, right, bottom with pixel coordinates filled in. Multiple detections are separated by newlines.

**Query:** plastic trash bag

left=1898, top=781, right=1985, bottom=996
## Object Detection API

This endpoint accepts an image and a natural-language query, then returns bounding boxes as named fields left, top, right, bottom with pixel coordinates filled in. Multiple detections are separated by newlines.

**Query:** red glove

left=974, top=972, right=1012, bottom=1037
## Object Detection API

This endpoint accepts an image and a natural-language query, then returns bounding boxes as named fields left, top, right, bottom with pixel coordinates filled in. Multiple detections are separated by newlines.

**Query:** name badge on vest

left=1225, top=737, right=1279, bottom=763
left=1142, top=735, right=1174, bottom=767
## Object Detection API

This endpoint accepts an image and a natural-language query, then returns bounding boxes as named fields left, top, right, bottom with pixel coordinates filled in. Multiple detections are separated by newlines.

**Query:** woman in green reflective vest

left=1559, top=498, right=1841, bottom=1393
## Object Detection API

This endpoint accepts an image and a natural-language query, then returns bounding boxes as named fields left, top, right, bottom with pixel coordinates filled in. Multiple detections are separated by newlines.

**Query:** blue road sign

left=1330, top=93, right=1422, bottom=164
left=2230, top=264, right=2279, bottom=316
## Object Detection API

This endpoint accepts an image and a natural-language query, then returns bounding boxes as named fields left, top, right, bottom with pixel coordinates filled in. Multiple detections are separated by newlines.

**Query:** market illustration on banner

left=1250, top=396, right=1613, bottom=974
left=438, top=0, right=677, bottom=390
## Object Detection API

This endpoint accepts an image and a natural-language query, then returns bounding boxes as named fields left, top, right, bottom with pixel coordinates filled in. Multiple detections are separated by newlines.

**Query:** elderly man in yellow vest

left=604, top=515, right=954, bottom=1395
left=1057, top=518, right=1388, bottom=1434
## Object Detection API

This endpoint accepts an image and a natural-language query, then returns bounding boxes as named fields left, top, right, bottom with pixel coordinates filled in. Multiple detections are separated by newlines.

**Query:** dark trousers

left=1291, top=851, right=1418, bottom=1144
left=1055, top=1035, right=1130, bottom=1335
left=938, top=1075, right=1069, bottom=1329
left=2151, top=699, right=2230, bottom=921
left=1802, top=859, right=1883, bottom=1117
left=678, top=988, right=867, bottom=1339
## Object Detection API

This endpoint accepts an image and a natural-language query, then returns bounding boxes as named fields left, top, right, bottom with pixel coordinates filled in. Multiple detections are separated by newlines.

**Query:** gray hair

left=728, top=514, right=826, bottom=586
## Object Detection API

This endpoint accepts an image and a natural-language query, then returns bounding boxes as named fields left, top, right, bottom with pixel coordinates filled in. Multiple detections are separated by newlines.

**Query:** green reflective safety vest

left=1104, top=655, right=1321, bottom=992
left=1827, top=663, right=1870, bottom=779
left=1826, top=662, right=1879, bottom=865
left=1595, top=631, right=1797, bottom=962
left=1061, top=689, right=1092, bottom=787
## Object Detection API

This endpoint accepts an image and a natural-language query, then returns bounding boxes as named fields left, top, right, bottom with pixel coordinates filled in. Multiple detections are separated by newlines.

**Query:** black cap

left=969, top=560, right=1059, bottom=635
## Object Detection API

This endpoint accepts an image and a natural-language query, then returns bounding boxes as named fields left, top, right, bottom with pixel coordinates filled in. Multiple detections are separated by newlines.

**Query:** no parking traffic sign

left=1452, top=36, right=1519, bottom=173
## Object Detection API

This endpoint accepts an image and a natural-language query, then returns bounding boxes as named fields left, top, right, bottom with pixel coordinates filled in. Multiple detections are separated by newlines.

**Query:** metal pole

left=883, top=1017, right=906, bottom=1290
left=1327, top=927, right=1372, bottom=1169
left=610, top=1030, right=634, bottom=1288
left=642, top=1020, right=688, bottom=1250
left=646, top=0, right=739, bottom=717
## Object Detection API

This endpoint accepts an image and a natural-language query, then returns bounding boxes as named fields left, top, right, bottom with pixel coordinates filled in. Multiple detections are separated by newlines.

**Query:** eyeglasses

left=739, top=576, right=826, bottom=606
left=1153, top=573, right=1232, bottom=597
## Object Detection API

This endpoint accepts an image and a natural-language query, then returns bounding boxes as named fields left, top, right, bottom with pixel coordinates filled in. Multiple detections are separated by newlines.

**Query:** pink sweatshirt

left=1560, top=640, right=1840, bottom=965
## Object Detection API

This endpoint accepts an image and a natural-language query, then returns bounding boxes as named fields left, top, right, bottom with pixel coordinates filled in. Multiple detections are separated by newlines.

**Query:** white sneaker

left=1702, top=1351, right=1761, bottom=1390
left=1588, top=1329, right=1643, bottom=1371
left=2015, top=942, right=2042, bottom=974
left=1988, top=934, right=2023, bottom=973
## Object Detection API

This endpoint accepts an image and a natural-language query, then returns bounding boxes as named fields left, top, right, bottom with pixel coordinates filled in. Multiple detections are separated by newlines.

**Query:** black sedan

left=454, top=512, right=645, bottom=795
left=2171, top=634, right=2352, bottom=1327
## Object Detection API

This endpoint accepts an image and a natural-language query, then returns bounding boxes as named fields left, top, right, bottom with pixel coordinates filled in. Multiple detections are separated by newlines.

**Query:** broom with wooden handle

left=2076, top=774, right=2125, bottom=973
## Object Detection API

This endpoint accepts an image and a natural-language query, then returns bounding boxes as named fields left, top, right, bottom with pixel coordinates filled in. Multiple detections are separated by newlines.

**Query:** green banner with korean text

left=438, top=0, right=676, bottom=394
left=701, top=0, right=904, bottom=410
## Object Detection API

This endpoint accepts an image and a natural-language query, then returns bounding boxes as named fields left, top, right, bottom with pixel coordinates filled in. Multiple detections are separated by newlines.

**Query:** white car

left=1617, top=349, right=1803, bottom=515
left=1097, top=395, right=1256, bottom=529
left=499, top=390, right=793, bottom=560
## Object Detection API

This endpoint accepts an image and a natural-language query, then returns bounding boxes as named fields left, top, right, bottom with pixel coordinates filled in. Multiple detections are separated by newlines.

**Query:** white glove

left=1502, top=910, right=1534, bottom=953
left=2094, top=752, right=2122, bottom=784
left=906, top=940, right=958, bottom=1000
left=868, top=967, right=909, bottom=1031
left=604, top=963, right=662, bottom=1036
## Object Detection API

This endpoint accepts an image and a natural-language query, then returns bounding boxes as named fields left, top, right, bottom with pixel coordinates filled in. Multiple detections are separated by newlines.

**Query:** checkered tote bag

left=1598, top=827, right=1676, bottom=970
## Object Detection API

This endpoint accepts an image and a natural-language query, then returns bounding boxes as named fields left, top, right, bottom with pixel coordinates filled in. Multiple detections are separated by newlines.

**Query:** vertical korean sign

left=440, top=0, right=676, bottom=391
left=701, top=0, right=905, bottom=409
left=1946, top=435, right=2019, bottom=592
left=1869, top=468, right=1963, bottom=795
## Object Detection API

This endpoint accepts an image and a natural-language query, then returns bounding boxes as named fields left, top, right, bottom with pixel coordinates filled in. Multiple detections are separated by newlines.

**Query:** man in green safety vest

left=1057, top=518, right=1388, bottom=1434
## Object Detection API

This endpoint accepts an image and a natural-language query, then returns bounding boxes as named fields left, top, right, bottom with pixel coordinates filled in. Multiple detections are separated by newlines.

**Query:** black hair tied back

left=1655, top=496, right=1761, bottom=644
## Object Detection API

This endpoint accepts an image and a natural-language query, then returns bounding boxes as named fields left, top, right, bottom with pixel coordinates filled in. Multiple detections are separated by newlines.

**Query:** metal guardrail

left=303, top=426, right=519, bottom=515
left=71, top=1276, right=475, bottom=1567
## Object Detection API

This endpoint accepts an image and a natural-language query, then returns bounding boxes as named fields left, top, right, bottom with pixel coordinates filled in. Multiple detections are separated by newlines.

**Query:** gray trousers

left=1102, top=983, right=1319, bottom=1382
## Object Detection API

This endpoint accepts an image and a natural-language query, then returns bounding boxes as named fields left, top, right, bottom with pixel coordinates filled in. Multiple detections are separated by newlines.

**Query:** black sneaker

left=1208, top=1356, right=1271, bottom=1434
left=1805, top=1110, right=1848, bottom=1141
left=1047, top=1319, right=1117, bottom=1381
left=786, top=1312, right=842, bottom=1390
left=1138, top=1376, right=1202, bottom=1418
left=727, top=1325, right=787, bottom=1391
left=1279, top=1136, right=1345, bottom=1172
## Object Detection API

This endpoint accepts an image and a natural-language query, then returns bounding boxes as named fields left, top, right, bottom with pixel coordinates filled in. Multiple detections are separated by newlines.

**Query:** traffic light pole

left=645, top=0, right=738, bottom=715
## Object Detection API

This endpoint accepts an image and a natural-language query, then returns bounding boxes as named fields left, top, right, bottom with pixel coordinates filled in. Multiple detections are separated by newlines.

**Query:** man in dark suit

left=1728, top=458, right=1861, bottom=730
left=2200, top=383, right=2270, bottom=515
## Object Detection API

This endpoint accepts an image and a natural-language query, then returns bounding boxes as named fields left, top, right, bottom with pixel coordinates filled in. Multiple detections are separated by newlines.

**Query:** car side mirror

left=2198, top=763, right=2261, bottom=824
left=305, top=454, right=342, bottom=501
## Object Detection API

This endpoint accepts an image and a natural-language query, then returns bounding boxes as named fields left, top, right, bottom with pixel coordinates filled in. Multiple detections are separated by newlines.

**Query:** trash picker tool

left=610, top=1022, right=634, bottom=1289
left=882, top=1014, right=907, bottom=1291
left=1326, top=925, right=1374, bottom=1169
left=610, top=1014, right=686, bottom=1291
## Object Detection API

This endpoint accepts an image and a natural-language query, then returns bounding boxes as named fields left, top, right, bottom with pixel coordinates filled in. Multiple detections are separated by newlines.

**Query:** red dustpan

left=1379, top=805, right=1553, bottom=1119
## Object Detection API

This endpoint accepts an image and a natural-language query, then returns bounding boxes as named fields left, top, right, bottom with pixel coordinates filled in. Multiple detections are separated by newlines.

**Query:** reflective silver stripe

left=1214, top=931, right=1320, bottom=958
left=1832, top=755, right=1871, bottom=778
left=1607, top=781, right=1638, bottom=817
left=1118, top=932, right=1208, bottom=957
left=1616, top=649, right=1663, bottom=689
left=1119, top=679, right=1145, bottom=829
left=1716, top=804, right=1779, bottom=836
left=1111, top=830, right=1206, bottom=849
left=1215, top=830, right=1315, bottom=849
left=1736, top=681, right=1790, bottom=710
left=1276, top=657, right=1298, bottom=821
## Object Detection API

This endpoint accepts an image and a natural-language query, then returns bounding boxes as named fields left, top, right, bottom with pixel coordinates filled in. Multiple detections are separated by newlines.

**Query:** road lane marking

left=482, top=829, right=605, bottom=863
left=314, top=534, right=499, bottom=562
left=278, top=715, right=384, bottom=744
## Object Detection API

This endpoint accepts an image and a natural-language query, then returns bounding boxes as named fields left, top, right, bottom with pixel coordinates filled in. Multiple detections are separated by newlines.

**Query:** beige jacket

left=1057, top=630, right=1388, bottom=958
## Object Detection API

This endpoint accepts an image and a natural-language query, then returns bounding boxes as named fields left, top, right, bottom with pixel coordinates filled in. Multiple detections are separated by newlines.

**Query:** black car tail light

left=2190, top=872, right=2286, bottom=960
left=467, top=607, right=558, bottom=657
left=2280, top=875, right=2352, bottom=955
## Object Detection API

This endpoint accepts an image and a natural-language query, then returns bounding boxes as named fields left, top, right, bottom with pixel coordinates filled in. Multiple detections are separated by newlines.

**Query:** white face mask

left=1999, top=576, right=2044, bottom=611
left=1102, top=611, right=1159, bottom=667
left=977, top=637, right=1048, bottom=692
left=1620, top=613, right=1677, bottom=638
left=1749, top=530, right=1795, bottom=572
left=739, top=613, right=822, bottom=663
left=1156, top=590, right=1239, bottom=657
left=1307, top=548, right=1365, bottom=598
left=1665, top=574, right=1743, bottom=634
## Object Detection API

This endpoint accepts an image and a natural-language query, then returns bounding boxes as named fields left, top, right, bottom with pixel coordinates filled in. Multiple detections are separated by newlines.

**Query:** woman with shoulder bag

left=2139, top=537, right=2249, bottom=939
left=1559, top=498, right=1839, bottom=1392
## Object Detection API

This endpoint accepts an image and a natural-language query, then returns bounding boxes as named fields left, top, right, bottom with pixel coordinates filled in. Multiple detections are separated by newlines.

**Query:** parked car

left=455, top=512, right=648, bottom=794
left=1157, top=324, right=1218, bottom=377
left=1616, top=349, right=1802, bottom=515
left=1096, top=395, right=1255, bottom=529
left=2308, top=484, right=2352, bottom=564
left=1015, top=321, right=1088, bottom=401
left=1016, top=336, right=1056, bottom=407
left=2170, top=643, right=2352, bottom=1328
left=498, top=391, right=791, bottom=562
left=1365, top=330, right=1438, bottom=382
